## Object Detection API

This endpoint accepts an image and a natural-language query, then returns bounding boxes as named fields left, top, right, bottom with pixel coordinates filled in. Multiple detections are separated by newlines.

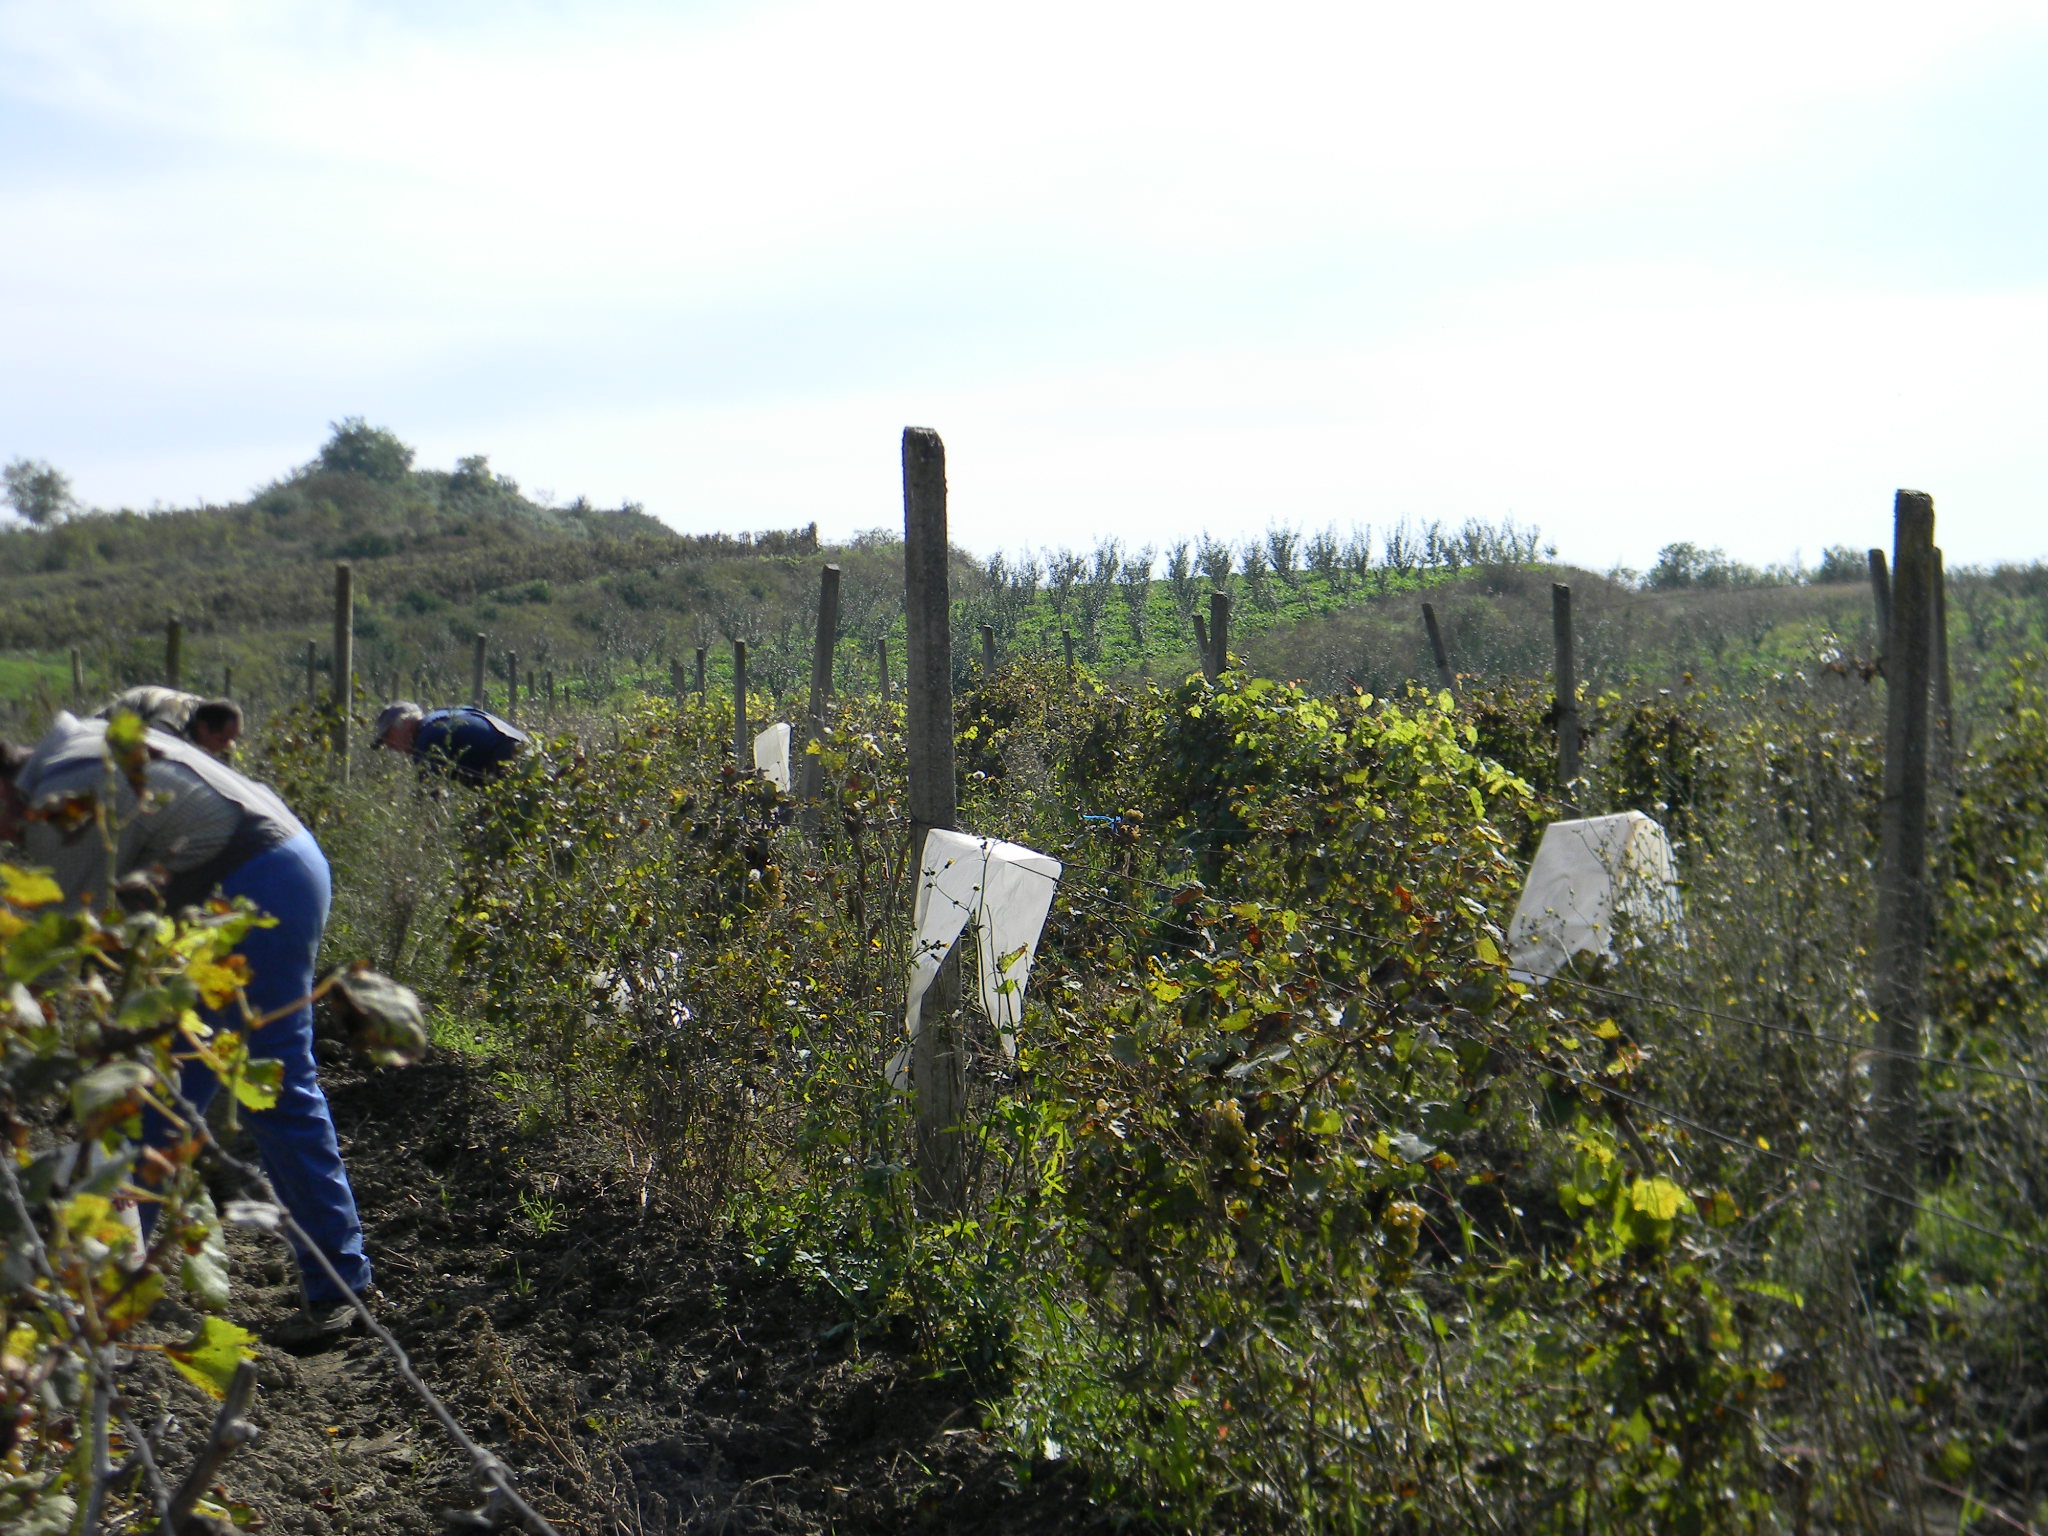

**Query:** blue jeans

left=162, top=832, right=374, bottom=1306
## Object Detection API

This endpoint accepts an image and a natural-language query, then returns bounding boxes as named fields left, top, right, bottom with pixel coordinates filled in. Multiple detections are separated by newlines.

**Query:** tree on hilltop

left=2, top=458, right=76, bottom=527
left=318, top=417, right=416, bottom=482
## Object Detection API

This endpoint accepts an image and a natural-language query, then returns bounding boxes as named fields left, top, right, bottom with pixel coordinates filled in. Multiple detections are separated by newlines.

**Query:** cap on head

left=102, top=686, right=200, bottom=735
left=373, top=700, right=424, bottom=746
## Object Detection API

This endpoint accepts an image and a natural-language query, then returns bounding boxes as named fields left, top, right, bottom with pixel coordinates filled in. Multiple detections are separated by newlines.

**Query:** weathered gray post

left=165, top=618, right=184, bottom=690
left=470, top=633, right=487, bottom=706
left=221, top=665, right=232, bottom=700
left=732, top=640, right=749, bottom=768
left=693, top=646, right=707, bottom=700
left=1208, top=591, right=1231, bottom=677
left=1422, top=601, right=1456, bottom=697
left=545, top=669, right=556, bottom=712
left=1868, top=548, right=1892, bottom=656
left=1870, top=491, right=1935, bottom=1275
left=69, top=648, right=84, bottom=706
left=332, top=564, right=353, bottom=780
left=877, top=638, right=891, bottom=702
left=1552, top=583, right=1579, bottom=807
left=980, top=623, right=996, bottom=676
left=902, top=427, right=966, bottom=1212
left=798, top=565, right=842, bottom=810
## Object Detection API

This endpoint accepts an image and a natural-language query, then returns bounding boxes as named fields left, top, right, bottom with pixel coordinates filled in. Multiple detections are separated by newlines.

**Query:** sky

left=4, top=0, right=2048, bottom=570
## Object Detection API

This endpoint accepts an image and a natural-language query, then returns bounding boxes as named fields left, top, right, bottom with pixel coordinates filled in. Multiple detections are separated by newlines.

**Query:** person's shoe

left=266, top=1299, right=363, bottom=1354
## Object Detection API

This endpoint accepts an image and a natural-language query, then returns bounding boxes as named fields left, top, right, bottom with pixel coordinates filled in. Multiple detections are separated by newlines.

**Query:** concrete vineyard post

left=798, top=564, right=841, bottom=813
left=1552, top=583, right=1579, bottom=808
left=902, top=426, right=966, bottom=1213
left=1870, top=490, right=1936, bottom=1277
left=1209, top=591, right=1231, bottom=678
left=732, top=640, right=748, bottom=768
left=1422, top=601, right=1456, bottom=697
left=695, top=646, right=708, bottom=699
left=332, top=563, right=353, bottom=781
left=470, top=633, right=487, bottom=707
left=1868, top=548, right=1892, bottom=657
left=545, top=669, right=556, bottom=712
left=165, top=618, right=183, bottom=690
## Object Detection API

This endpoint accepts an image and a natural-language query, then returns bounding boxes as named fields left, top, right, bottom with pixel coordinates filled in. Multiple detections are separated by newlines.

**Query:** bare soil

left=136, top=1051, right=1118, bottom=1534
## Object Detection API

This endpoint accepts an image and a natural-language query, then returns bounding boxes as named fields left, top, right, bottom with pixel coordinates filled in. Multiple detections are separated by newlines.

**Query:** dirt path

left=145, top=1051, right=1114, bottom=1534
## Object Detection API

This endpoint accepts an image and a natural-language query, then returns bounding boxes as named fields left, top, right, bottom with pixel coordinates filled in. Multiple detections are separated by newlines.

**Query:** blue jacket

left=411, top=707, right=530, bottom=782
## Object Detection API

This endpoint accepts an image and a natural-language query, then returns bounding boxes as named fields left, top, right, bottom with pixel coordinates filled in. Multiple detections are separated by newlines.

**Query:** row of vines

left=8, top=640, right=2048, bottom=1531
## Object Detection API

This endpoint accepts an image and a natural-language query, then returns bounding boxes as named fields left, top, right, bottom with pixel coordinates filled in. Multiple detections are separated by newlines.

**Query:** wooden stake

left=165, top=618, right=183, bottom=690
left=1870, top=490, right=1935, bottom=1275
left=732, top=639, right=749, bottom=768
left=545, top=669, right=556, bottom=711
left=1932, top=548, right=1954, bottom=790
left=695, top=646, right=708, bottom=699
left=797, top=565, right=842, bottom=812
left=69, top=647, right=83, bottom=705
left=332, top=564, right=353, bottom=779
left=902, top=426, right=966, bottom=1212
left=222, top=664, right=233, bottom=700
left=470, top=632, right=487, bottom=707
left=1422, top=601, right=1456, bottom=697
left=1868, top=548, right=1892, bottom=657
left=1208, top=591, right=1231, bottom=678
left=1552, top=583, right=1579, bottom=807
left=980, top=623, right=996, bottom=676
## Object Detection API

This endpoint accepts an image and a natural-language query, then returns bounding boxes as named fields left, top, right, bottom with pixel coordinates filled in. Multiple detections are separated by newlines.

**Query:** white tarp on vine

left=887, top=828, right=1062, bottom=1092
left=1507, top=811, right=1682, bottom=983
left=752, top=722, right=792, bottom=792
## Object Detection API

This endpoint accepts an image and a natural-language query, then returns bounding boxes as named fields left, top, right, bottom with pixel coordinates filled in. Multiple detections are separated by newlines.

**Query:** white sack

left=752, top=722, right=792, bottom=792
left=1507, top=811, right=1682, bottom=983
left=887, top=828, right=1061, bottom=1092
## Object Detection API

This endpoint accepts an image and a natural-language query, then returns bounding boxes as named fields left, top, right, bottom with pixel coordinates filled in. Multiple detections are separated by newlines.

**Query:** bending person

left=372, top=700, right=529, bottom=783
left=0, top=711, right=371, bottom=1346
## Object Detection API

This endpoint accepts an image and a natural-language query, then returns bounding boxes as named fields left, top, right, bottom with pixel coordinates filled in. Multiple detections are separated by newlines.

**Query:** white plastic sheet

left=1507, top=811, right=1682, bottom=983
left=886, top=829, right=1062, bottom=1092
left=752, top=722, right=792, bottom=792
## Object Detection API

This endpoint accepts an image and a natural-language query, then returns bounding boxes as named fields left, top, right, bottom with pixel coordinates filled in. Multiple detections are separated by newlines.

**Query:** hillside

left=6, top=424, right=2044, bottom=732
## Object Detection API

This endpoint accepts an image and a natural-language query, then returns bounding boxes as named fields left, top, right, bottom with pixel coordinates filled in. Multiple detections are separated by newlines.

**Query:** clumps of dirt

left=169, top=1051, right=1118, bottom=1534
